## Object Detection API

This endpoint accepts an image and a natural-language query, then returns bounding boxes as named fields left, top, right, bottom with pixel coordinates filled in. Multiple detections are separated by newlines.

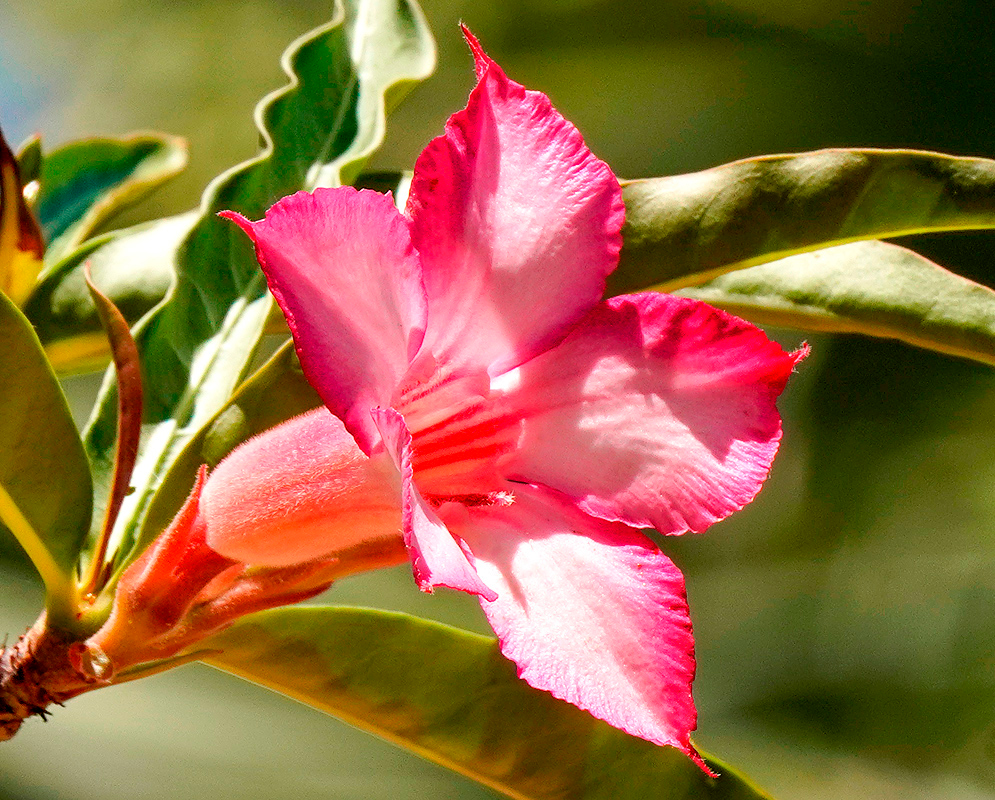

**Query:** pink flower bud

left=201, top=408, right=403, bottom=566
left=85, top=410, right=407, bottom=678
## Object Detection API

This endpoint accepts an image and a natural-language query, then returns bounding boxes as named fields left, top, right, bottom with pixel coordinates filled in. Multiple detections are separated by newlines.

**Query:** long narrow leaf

left=0, top=292, right=91, bottom=601
left=82, top=267, right=144, bottom=594
left=206, top=607, right=772, bottom=800
left=679, top=240, right=995, bottom=366
left=612, top=148, right=995, bottom=294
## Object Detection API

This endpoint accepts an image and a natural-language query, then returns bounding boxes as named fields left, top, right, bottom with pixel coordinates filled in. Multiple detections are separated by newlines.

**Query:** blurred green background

left=3, top=0, right=995, bottom=797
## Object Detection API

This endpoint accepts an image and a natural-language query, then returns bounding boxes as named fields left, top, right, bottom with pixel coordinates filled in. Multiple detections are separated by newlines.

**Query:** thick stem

left=0, top=537, right=411, bottom=740
left=0, top=613, right=98, bottom=741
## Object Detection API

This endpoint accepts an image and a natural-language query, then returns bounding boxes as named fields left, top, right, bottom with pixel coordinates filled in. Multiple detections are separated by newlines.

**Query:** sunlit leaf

left=611, top=148, right=995, bottom=294
left=206, top=607, right=772, bottom=800
left=83, top=0, right=435, bottom=577
left=26, top=213, right=194, bottom=374
left=35, top=133, right=188, bottom=265
left=0, top=291, right=91, bottom=595
left=678, top=240, right=995, bottom=366
left=310, top=2, right=435, bottom=188
left=0, top=128, right=45, bottom=306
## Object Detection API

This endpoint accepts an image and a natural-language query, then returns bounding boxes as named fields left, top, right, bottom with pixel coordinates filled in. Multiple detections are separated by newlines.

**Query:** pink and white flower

left=212, top=29, right=803, bottom=768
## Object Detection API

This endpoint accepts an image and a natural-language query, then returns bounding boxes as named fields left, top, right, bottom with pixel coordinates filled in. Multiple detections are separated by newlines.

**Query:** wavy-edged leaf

left=679, top=240, right=995, bottom=366
left=611, top=148, right=995, bottom=295
left=84, top=0, right=435, bottom=578
left=310, top=2, right=434, bottom=188
left=205, top=607, right=771, bottom=800
left=0, top=291, right=91, bottom=594
left=0, top=128, right=45, bottom=306
left=27, top=213, right=194, bottom=374
left=35, top=133, right=188, bottom=265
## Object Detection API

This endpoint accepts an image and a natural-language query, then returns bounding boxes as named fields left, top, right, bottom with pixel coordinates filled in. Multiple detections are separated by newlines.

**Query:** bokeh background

left=3, top=0, right=995, bottom=798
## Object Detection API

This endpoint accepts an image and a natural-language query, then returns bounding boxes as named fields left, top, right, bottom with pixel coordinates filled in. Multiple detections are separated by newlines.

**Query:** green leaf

left=310, top=1, right=435, bottom=188
left=0, top=291, right=92, bottom=599
left=35, top=133, right=188, bottom=265
left=84, top=0, right=435, bottom=578
left=611, top=148, right=995, bottom=295
left=205, top=608, right=771, bottom=800
left=26, top=213, right=195, bottom=374
left=678, top=240, right=995, bottom=366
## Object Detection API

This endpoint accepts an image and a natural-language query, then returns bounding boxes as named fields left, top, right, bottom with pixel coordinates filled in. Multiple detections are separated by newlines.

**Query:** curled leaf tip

left=82, top=263, right=144, bottom=594
left=0, top=126, right=45, bottom=305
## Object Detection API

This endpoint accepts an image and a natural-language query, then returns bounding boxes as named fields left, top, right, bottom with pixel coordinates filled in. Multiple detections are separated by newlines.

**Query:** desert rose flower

left=141, top=29, right=801, bottom=768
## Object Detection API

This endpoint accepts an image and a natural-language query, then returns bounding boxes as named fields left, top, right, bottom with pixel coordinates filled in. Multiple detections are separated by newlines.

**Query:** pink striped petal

left=372, top=406, right=497, bottom=600
left=502, top=293, right=804, bottom=535
left=405, top=30, right=624, bottom=379
left=202, top=409, right=402, bottom=566
left=222, top=188, right=426, bottom=454
left=444, top=485, right=707, bottom=769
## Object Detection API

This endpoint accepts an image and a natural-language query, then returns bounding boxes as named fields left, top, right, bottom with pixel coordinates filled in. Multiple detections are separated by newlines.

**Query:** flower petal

left=202, top=408, right=402, bottom=566
left=502, top=293, right=804, bottom=534
left=222, top=188, right=426, bottom=454
left=443, top=485, right=706, bottom=769
left=371, top=406, right=497, bottom=600
left=405, top=30, right=624, bottom=379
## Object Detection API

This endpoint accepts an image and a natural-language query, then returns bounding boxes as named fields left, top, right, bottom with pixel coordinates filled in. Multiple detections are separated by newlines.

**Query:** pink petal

left=443, top=485, right=707, bottom=769
left=202, top=408, right=403, bottom=566
left=405, top=30, right=624, bottom=379
left=222, top=188, right=426, bottom=454
left=502, top=293, right=803, bottom=534
left=371, top=406, right=497, bottom=600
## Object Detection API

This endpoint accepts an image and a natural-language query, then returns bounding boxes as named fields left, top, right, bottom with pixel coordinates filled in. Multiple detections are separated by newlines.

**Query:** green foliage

left=25, top=213, right=195, bottom=373
left=16, top=133, right=188, bottom=373
left=0, top=291, right=91, bottom=595
left=35, top=134, right=188, bottom=265
left=679, top=240, right=995, bottom=366
left=613, top=148, right=995, bottom=292
left=205, top=607, right=771, bottom=800
left=81, top=0, right=435, bottom=579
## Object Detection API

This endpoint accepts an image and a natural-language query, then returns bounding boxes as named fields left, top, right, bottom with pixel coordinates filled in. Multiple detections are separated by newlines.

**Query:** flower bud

left=85, top=409, right=407, bottom=678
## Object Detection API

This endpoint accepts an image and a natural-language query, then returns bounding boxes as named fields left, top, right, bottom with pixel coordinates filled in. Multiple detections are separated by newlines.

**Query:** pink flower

left=215, top=29, right=802, bottom=768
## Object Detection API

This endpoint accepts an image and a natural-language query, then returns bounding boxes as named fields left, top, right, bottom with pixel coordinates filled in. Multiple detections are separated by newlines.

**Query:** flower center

left=393, top=360, right=521, bottom=497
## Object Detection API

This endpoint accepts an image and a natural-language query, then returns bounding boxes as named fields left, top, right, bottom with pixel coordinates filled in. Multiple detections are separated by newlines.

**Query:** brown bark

left=0, top=613, right=97, bottom=741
